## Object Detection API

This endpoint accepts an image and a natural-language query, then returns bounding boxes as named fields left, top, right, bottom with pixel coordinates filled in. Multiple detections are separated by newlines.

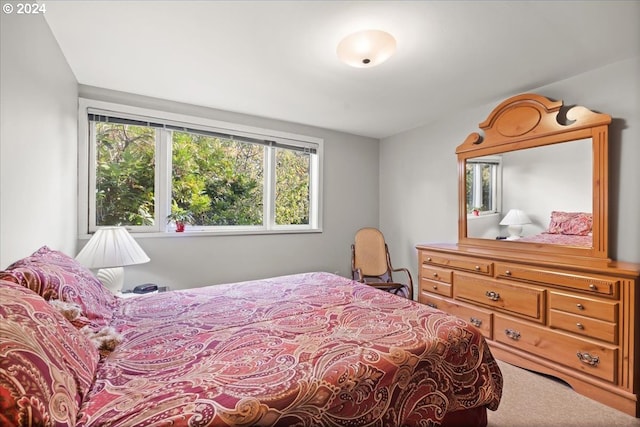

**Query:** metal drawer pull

left=426, top=302, right=437, bottom=309
left=474, top=265, right=481, bottom=271
left=433, top=285, right=438, bottom=290
left=577, top=351, right=599, bottom=367
left=485, top=290, right=500, bottom=301
left=433, top=272, right=438, bottom=277
left=504, top=329, right=521, bottom=340
left=576, top=323, right=584, bottom=330
left=469, top=317, right=482, bottom=327
left=504, top=270, right=512, bottom=276
left=427, top=257, right=432, bottom=262
left=576, top=303, right=585, bottom=310
left=589, top=283, right=597, bottom=291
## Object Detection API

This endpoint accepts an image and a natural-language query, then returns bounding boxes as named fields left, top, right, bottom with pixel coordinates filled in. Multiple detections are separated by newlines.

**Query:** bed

left=519, top=211, right=593, bottom=248
left=518, top=232, right=592, bottom=247
left=0, top=246, right=502, bottom=427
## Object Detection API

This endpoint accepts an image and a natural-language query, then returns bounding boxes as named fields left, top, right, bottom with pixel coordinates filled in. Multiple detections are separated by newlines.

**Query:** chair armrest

left=391, top=267, right=413, bottom=285
left=391, top=267, right=414, bottom=299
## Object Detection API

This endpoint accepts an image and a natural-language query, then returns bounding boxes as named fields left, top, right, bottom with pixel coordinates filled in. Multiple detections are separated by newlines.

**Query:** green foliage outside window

left=466, top=162, right=494, bottom=213
left=96, top=123, right=155, bottom=226
left=171, top=131, right=263, bottom=226
left=276, top=148, right=310, bottom=225
left=95, top=123, right=312, bottom=229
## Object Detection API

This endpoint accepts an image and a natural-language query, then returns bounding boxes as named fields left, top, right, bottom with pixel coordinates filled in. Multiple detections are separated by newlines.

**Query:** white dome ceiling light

left=337, top=29, right=397, bottom=68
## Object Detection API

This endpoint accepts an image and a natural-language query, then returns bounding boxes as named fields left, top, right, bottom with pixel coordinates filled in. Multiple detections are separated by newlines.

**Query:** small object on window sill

left=496, top=236, right=508, bottom=240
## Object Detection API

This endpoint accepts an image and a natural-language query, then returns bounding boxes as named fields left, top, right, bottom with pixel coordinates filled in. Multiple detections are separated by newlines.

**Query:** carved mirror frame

left=456, top=93, right=611, bottom=264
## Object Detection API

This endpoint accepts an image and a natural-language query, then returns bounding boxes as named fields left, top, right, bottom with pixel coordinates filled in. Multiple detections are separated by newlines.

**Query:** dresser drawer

left=495, top=263, right=619, bottom=297
left=420, top=278, right=452, bottom=298
left=419, top=293, right=492, bottom=339
left=421, top=265, right=453, bottom=284
left=549, top=310, right=617, bottom=344
left=549, top=291, right=618, bottom=323
left=494, top=315, right=617, bottom=383
left=454, top=272, right=545, bottom=322
left=421, top=252, right=493, bottom=275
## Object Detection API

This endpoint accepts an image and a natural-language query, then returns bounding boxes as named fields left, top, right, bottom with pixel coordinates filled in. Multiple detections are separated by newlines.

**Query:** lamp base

left=506, top=224, right=523, bottom=240
left=96, top=267, right=124, bottom=294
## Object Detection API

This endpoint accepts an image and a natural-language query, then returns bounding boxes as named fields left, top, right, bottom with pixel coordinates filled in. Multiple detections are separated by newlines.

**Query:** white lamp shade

left=337, top=29, right=396, bottom=68
left=76, top=227, right=150, bottom=269
left=499, top=209, right=532, bottom=226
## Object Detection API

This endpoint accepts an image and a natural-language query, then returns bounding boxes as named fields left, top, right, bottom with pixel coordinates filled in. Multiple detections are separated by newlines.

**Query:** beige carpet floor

left=487, top=361, right=640, bottom=427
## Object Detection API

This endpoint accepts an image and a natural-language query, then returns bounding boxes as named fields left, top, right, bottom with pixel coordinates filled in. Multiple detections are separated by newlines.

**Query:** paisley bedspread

left=518, top=232, right=592, bottom=247
left=76, top=272, right=502, bottom=426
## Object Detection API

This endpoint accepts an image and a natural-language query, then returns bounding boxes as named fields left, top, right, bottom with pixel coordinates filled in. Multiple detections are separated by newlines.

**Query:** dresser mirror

left=466, top=138, right=592, bottom=244
left=456, top=94, right=611, bottom=262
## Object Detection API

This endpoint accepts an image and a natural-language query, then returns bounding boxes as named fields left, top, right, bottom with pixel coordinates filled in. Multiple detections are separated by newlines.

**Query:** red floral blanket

left=75, top=272, right=501, bottom=426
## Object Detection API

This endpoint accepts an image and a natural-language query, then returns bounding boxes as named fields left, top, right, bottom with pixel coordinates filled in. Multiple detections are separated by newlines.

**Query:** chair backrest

left=353, top=228, right=389, bottom=278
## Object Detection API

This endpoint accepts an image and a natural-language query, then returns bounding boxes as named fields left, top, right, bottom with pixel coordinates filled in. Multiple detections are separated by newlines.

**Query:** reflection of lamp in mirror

left=500, top=209, right=531, bottom=240
left=75, top=227, right=150, bottom=294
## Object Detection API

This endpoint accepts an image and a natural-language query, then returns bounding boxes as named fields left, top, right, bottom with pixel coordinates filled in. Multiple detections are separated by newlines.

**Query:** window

left=92, top=120, right=158, bottom=230
left=466, top=156, right=501, bottom=215
left=79, top=99, right=322, bottom=234
left=170, top=130, right=265, bottom=227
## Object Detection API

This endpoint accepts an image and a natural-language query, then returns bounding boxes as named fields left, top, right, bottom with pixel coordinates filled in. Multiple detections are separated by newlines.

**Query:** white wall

left=77, top=86, right=379, bottom=290
left=380, top=57, right=640, bottom=283
left=0, top=12, right=78, bottom=268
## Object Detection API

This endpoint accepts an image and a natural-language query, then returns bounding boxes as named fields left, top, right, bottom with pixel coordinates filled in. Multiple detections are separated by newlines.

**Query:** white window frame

left=466, top=156, right=502, bottom=217
left=78, top=98, right=323, bottom=237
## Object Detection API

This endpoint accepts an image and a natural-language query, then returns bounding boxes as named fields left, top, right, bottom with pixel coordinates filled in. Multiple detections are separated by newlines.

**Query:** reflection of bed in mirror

left=517, top=210, right=592, bottom=247
left=517, top=233, right=591, bottom=247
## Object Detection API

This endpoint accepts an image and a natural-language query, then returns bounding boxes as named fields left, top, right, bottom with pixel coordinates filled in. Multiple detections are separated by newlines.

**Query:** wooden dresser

left=416, top=243, right=640, bottom=416
left=427, top=93, right=640, bottom=415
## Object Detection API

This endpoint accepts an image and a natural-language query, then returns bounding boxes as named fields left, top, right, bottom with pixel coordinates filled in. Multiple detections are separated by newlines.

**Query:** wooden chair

left=351, top=227, right=413, bottom=299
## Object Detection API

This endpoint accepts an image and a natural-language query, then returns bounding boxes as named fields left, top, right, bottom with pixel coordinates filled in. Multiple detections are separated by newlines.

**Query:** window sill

left=467, top=213, right=500, bottom=220
left=79, top=228, right=322, bottom=240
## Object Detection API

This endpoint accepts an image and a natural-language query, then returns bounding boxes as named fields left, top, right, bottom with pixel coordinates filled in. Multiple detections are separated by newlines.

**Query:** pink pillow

left=0, top=246, right=117, bottom=327
left=547, top=211, right=592, bottom=236
left=0, top=280, right=99, bottom=427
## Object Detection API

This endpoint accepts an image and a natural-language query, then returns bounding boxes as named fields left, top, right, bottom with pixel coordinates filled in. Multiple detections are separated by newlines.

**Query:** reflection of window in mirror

left=466, top=156, right=501, bottom=215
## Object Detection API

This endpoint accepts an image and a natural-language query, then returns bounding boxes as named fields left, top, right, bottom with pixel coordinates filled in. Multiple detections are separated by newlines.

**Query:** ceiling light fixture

left=337, top=29, right=396, bottom=68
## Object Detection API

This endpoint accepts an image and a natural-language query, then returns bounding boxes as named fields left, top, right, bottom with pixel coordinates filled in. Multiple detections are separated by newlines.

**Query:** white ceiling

left=43, top=1, right=639, bottom=139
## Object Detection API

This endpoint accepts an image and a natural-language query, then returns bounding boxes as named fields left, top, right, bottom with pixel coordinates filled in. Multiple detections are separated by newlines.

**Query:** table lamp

left=76, top=226, right=150, bottom=294
left=499, top=209, right=531, bottom=240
